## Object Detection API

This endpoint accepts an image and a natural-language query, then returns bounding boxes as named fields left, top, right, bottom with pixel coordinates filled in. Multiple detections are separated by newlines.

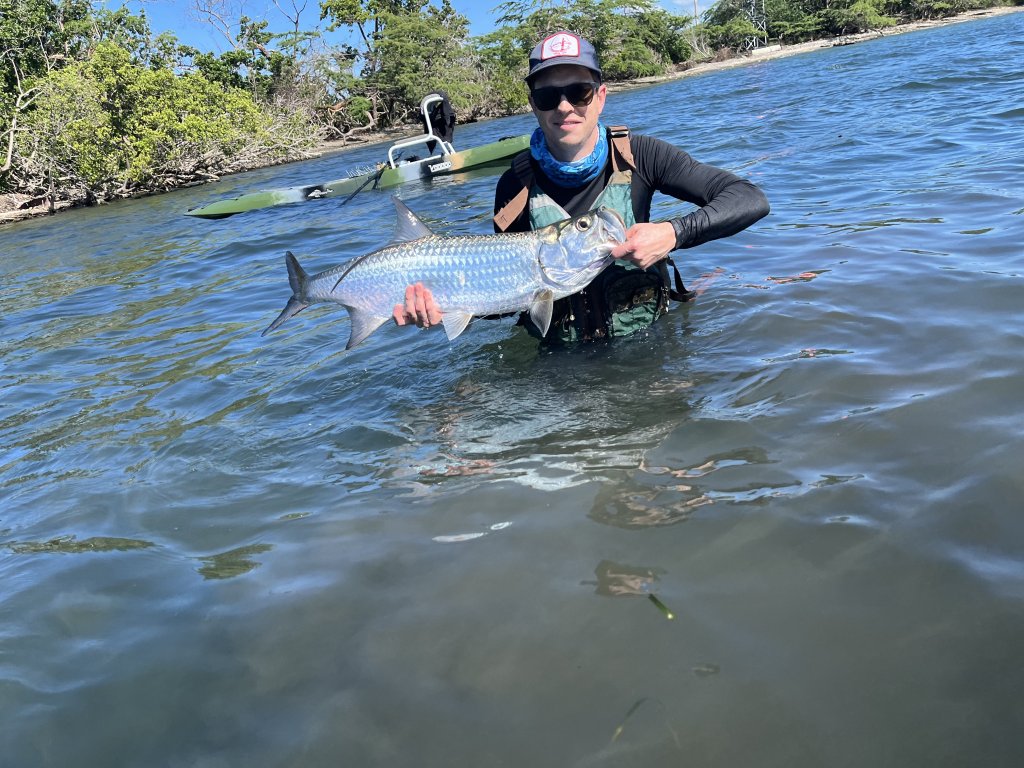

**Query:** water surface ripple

left=2, top=12, right=1024, bottom=767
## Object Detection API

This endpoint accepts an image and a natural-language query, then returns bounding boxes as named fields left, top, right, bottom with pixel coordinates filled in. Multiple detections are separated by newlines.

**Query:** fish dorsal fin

left=391, top=196, right=434, bottom=244
left=529, top=289, right=555, bottom=338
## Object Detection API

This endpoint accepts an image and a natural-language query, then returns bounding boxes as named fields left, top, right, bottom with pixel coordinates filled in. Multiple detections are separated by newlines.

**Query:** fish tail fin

left=262, top=251, right=310, bottom=336
left=285, top=251, right=307, bottom=295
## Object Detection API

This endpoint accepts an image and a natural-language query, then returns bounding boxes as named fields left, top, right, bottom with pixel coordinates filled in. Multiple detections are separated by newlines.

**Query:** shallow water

left=3, top=12, right=1024, bottom=766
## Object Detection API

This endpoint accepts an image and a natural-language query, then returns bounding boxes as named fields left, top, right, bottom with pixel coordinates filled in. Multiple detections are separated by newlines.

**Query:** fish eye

left=576, top=216, right=592, bottom=231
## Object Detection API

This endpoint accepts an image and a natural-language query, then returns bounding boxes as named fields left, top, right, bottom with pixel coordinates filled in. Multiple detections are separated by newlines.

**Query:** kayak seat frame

left=386, top=94, right=456, bottom=169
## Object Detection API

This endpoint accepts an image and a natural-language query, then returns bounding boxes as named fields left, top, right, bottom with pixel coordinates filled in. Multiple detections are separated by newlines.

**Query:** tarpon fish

left=263, top=196, right=626, bottom=348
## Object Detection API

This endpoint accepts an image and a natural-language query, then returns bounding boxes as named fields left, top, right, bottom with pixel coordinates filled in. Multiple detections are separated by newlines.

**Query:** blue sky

left=117, top=0, right=701, bottom=54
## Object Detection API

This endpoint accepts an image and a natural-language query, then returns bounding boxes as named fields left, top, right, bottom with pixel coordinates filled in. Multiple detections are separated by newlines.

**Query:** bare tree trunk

left=0, top=54, right=40, bottom=174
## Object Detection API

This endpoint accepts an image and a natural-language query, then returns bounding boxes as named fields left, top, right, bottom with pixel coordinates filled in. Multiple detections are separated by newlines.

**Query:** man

left=394, top=31, right=769, bottom=343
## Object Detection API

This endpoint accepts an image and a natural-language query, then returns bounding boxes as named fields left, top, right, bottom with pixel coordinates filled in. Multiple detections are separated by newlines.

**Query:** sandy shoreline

left=2, top=6, right=1020, bottom=225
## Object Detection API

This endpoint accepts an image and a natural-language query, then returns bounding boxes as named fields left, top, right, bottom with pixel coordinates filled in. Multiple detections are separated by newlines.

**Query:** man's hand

left=609, top=222, right=677, bottom=270
left=393, top=282, right=443, bottom=328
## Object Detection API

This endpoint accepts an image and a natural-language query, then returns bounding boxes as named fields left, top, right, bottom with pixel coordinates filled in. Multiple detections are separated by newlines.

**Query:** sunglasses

left=530, top=81, right=599, bottom=111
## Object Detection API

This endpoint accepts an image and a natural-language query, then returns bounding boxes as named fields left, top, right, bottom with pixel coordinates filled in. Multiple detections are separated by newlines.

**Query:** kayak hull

left=186, top=134, right=530, bottom=219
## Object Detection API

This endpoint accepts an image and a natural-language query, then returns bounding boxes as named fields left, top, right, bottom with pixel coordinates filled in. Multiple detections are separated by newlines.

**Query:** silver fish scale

left=328, top=233, right=547, bottom=318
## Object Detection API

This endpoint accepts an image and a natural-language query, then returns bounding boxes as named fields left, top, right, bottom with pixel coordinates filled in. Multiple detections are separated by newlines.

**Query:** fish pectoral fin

left=346, top=308, right=390, bottom=350
left=441, top=310, right=474, bottom=341
left=529, top=289, right=555, bottom=338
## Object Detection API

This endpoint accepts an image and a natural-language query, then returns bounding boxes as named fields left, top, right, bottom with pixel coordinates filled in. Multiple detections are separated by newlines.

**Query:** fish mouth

left=587, top=242, right=617, bottom=268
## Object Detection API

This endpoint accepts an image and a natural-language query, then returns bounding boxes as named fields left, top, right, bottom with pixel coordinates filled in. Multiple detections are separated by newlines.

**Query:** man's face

left=528, top=64, right=607, bottom=162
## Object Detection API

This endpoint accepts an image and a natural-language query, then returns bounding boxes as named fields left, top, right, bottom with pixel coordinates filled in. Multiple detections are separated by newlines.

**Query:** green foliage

left=188, top=49, right=247, bottom=90
left=318, top=0, right=485, bottom=124
left=700, top=0, right=762, bottom=48
left=0, top=0, right=173, bottom=187
left=479, top=0, right=693, bottom=111
left=632, top=8, right=693, bottom=64
left=743, top=0, right=998, bottom=43
left=178, top=15, right=301, bottom=100
left=882, top=0, right=999, bottom=18
left=763, top=0, right=826, bottom=42
left=0, top=0, right=164, bottom=86
left=124, top=70, right=268, bottom=183
left=320, top=0, right=426, bottom=29
left=15, top=41, right=275, bottom=197
left=92, top=5, right=152, bottom=61
left=601, top=38, right=663, bottom=79
left=817, top=0, right=897, bottom=34
left=343, top=95, right=373, bottom=124
left=23, top=65, right=119, bottom=188
left=475, top=27, right=532, bottom=112
left=369, top=4, right=476, bottom=119
left=1, top=0, right=92, bottom=93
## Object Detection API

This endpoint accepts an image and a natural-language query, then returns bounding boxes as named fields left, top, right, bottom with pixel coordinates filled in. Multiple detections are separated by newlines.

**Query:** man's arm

left=632, top=133, right=770, bottom=251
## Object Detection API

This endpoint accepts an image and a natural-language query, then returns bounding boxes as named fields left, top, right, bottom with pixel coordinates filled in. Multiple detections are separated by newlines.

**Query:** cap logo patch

left=541, top=33, right=580, bottom=61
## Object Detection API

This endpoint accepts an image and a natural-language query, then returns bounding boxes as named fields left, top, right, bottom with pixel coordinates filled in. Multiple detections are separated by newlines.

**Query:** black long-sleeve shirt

left=493, top=133, right=769, bottom=244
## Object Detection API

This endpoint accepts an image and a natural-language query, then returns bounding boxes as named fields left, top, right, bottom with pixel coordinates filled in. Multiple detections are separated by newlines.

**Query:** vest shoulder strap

left=493, top=151, right=533, bottom=231
left=607, top=125, right=635, bottom=172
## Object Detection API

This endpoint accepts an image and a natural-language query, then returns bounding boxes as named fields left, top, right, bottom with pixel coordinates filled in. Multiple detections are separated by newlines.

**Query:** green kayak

left=186, top=132, right=530, bottom=220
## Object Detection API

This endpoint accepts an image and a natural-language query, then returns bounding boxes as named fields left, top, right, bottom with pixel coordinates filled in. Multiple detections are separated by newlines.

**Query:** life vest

left=494, top=126, right=693, bottom=344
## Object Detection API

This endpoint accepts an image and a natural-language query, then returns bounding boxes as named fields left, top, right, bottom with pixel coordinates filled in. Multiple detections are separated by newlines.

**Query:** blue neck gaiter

left=530, top=124, right=608, bottom=188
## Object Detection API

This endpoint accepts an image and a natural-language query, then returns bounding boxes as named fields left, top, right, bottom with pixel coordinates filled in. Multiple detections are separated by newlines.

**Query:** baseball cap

left=526, top=31, right=602, bottom=84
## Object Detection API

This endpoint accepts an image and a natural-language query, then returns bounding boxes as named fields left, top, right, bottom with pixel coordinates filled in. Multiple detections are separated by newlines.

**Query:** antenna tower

left=744, top=0, right=769, bottom=51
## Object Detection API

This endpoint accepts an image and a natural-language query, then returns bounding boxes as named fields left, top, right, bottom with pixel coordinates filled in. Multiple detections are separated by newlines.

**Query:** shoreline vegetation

left=2, top=4, right=1021, bottom=226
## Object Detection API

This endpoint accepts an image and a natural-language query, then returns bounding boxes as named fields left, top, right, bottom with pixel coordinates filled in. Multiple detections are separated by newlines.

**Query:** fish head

left=538, top=207, right=627, bottom=293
